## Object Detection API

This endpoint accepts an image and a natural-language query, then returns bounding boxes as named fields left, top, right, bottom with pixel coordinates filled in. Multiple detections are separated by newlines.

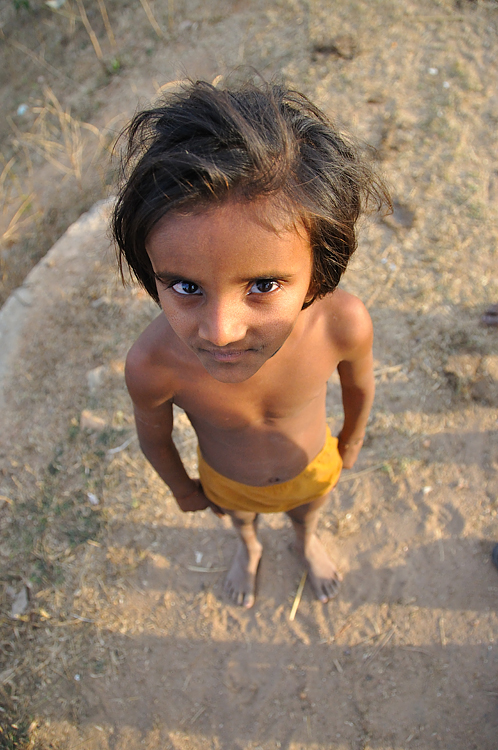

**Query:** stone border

left=0, top=198, right=114, bottom=410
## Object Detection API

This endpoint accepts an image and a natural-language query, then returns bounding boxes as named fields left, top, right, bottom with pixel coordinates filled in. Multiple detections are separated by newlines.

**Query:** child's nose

left=198, top=298, right=248, bottom=347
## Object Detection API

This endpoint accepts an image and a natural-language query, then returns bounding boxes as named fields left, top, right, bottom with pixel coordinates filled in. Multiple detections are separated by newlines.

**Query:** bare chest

left=174, top=350, right=336, bottom=431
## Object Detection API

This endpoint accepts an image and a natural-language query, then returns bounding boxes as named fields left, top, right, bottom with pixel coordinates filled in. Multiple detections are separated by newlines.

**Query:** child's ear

left=303, top=270, right=319, bottom=306
left=302, top=286, right=316, bottom=310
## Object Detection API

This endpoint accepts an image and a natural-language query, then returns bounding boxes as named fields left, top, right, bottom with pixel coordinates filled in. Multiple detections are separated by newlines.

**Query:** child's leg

left=224, top=509, right=262, bottom=609
left=286, top=493, right=341, bottom=603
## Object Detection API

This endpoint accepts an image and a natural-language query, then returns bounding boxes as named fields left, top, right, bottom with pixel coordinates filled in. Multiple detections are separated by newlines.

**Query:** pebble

left=80, top=409, right=107, bottom=432
left=10, top=587, right=29, bottom=618
left=86, top=365, right=106, bottom=392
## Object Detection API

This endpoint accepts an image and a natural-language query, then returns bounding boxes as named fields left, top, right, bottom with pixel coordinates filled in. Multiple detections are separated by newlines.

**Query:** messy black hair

left=112, top=79, right=391, bottom=306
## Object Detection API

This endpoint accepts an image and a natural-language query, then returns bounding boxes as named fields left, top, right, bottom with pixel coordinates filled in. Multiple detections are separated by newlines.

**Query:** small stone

left=10, top=587, right=29, bottom=618
left=91, top=296, right=111, bottom=309
left=80, top=410, right=107, bottom=432
left=312, top=34, right=357, bottom=60
left=86, top=366, right=106, bottom=392
left=109, top=359, right=125, bottom=375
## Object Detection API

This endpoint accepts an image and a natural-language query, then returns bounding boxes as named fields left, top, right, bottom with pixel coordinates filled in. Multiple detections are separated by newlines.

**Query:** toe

left=243, top=592, right=255, bottom=608
left=325, top=580, right=340, bottom=599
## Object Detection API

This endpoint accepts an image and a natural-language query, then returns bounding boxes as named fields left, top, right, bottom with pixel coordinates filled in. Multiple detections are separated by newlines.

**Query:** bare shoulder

left=125, top=313, right=180, bottom=409
left=319, top=288, right=373, bottom=359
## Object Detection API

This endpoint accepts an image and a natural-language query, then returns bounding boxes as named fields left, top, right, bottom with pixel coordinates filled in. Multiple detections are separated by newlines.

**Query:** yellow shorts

left=197, top=428, right=342, bottom=514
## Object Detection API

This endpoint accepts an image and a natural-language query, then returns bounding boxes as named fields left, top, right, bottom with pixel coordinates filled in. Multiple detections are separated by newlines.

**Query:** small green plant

left=0, top=715, right=31, bottom=750
left=12, top=0, right=30, bottom=10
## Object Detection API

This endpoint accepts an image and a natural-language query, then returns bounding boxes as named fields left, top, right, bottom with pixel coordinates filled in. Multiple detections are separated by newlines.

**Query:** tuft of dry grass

left=10, top=87, right=109, bottom=188
left=0, top=84, right=122, bottom=303
left=0, top=155, right=39, bottom=251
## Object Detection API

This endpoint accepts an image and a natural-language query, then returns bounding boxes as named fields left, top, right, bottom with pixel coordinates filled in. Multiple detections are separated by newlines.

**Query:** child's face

left=146, top=199, right=313, bottom=383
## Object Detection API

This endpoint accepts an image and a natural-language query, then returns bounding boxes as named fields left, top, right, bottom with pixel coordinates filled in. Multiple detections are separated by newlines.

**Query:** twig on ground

left=439, top=617, right=446, bottom=647
left=401, top=645, right=431, bottom=656
left=139, top=0, right=164, bottom=38
left=190, top=705, right=206, bottom=724
left=107, top=434, right=137, bottom=455
left=330, top=618, right=353, bottom=642
left=289, top=570, right=307, bottom=621
left=9, top=40, right=72, bottom=81
left=364, top=626, right=396, bottom=665
left=75, top=0, right=104, bottom=61
left=97, top=0, right=117, bottom=49
left=373, top=364, right=404, bottom=377
left=338, top=463, right=385, bottom=482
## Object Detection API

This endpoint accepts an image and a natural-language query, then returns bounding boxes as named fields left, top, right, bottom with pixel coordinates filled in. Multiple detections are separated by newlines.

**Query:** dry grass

left=10, top=87, right=110, bottom=187
left=0, top=0, right=177, bottom=306
left=0, top=85, right=121, bottom=304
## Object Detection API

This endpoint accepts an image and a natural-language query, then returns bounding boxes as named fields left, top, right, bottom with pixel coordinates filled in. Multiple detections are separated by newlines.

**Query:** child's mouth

left=200, top=347, right=256, bottom=363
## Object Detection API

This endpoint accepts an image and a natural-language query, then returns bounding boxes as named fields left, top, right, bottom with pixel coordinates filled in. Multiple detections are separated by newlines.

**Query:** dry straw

left=12, top=88, right=109, bottom=188
left=139, top=0, right=165, bottom=38
left=289, top=570, right=307, bottom=621
left=75, top=0, right=104, bottom=61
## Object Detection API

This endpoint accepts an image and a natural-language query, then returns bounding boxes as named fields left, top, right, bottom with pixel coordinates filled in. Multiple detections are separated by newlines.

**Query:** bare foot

left=294, top=534, right=342, bottom=602
left=224, top=540, right=262, bottom=608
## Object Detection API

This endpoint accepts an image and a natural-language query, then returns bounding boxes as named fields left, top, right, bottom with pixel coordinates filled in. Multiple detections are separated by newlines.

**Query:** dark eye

left=250, top=279, right=280, bottom=294
left=172, top=280, right=201, bottom=295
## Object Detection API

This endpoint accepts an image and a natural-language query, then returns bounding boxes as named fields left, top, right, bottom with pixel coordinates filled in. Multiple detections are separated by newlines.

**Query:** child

left=112, top=80, right=390, bottom=608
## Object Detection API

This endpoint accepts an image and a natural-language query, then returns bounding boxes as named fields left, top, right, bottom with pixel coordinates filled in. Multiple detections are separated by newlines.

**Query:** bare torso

left=131, top=289, right=360, bottom=486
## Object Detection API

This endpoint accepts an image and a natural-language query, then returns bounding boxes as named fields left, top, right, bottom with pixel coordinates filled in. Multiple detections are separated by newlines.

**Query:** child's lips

left=200, top=347, right=255, bottom=362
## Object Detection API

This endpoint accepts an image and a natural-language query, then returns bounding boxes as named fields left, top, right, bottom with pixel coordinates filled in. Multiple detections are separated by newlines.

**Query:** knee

left=231, top=512, right=258, bottom=529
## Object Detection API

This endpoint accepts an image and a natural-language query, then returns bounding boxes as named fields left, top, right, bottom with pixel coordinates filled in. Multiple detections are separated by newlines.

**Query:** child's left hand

left=176, top=480, right=226, bottom=517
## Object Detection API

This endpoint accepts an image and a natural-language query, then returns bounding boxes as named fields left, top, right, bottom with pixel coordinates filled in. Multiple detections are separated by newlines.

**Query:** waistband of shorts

left=197, top=426, right=342, bottom=513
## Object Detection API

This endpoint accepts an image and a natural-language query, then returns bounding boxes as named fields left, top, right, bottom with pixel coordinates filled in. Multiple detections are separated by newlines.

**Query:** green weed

left=0, top=716, right=30, bottom=750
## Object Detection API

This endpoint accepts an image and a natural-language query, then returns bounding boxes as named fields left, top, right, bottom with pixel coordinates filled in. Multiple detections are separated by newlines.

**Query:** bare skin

left=125, top=199, right=374, bottom=607
left=223, top=511, right=262, bottom=608
left=287, top=493, right=342, bottom=602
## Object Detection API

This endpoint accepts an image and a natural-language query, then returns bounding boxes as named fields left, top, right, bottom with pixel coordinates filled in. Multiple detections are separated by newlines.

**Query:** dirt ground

left=1, top=1, right=498, bottom=749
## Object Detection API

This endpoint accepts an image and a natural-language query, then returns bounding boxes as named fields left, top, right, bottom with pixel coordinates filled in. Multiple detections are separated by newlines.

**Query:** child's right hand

left=176, top=480, right=226, bottom=517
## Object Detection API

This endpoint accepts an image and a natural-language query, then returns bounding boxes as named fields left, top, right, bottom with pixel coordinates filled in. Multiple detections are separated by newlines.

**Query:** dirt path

left=1, top=1, right=498, bottom=749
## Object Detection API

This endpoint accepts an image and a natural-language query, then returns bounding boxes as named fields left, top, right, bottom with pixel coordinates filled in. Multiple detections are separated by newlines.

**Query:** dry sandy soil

left=1, top=1, right=498, bottom=749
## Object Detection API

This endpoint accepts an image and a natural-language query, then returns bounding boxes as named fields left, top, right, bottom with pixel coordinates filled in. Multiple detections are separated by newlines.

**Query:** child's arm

left=125, top=346, right=224, bottom=516
left=333, top=295, right=375, bottom=469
